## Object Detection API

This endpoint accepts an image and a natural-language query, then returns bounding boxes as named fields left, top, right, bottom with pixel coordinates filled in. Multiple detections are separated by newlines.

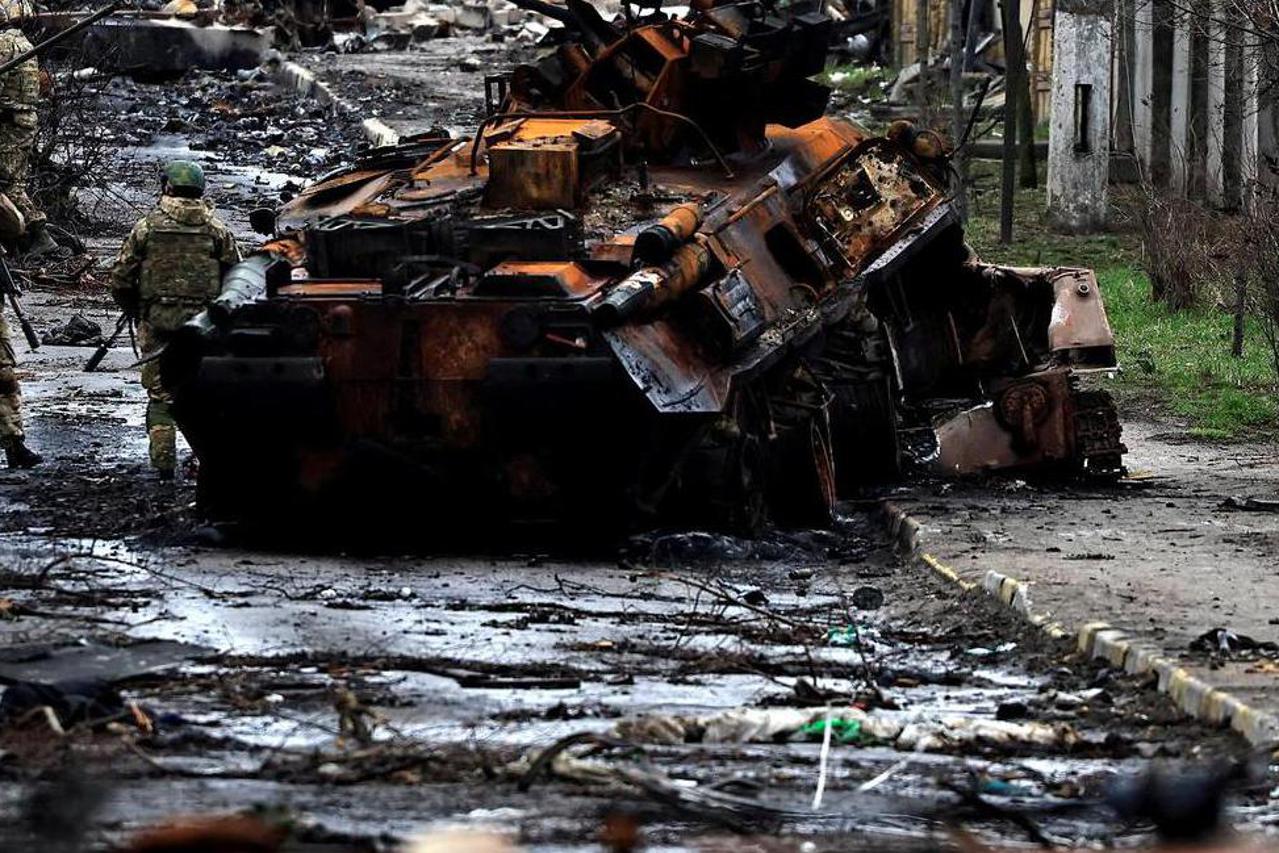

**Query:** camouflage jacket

left=111, top=195, right=241, bottom=331
left=0, top=28, right=37, bottom=113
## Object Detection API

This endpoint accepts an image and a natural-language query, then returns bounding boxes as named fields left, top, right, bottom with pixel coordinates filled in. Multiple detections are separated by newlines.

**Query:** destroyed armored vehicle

left=164, top=0, right=1124, bottom=532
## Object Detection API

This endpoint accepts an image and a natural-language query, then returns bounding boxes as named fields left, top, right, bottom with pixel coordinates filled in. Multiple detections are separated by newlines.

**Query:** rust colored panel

left=766, top=117, right=866, bottom=187
left=319, top=305, right=399, bottom=383
left=277, top=281, right=383, bottom=297
left=400, top=149, right=486, bottom=202
left=317, top=303, right=514, bottom=448
left=590, top=234, right=636, bottom=264
left=485, top=141, right=580, bottom=209
left=512, top=118, right=614, bottom=142
left=634, top=25, right=688, bottom=61
left=604, top=320, right=729, bottom=413
left=320, top=318, right=397, bottom=435
left=482, top=261, right=609, bottom=297
left=713, top=188, right=820, bottom=318
left=1047, top=268, right=1117, bottom=360
left=416, top=304, right=509, bottom=381
left=934, top=370, right=1075, bottom=475
left=807, top=142, right=944, bottom=275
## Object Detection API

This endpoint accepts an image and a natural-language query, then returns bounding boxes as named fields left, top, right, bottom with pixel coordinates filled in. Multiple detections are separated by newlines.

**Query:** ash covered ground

left=0, top=32, right=1275, bottom=853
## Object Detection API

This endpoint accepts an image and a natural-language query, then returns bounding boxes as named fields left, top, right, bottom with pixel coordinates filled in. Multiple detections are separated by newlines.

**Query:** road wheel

left=768, top=409, right=837, bottom=528
left=830, top=374, right=900, bottom=488
left=672, top=395, right=769, bottom=536
left=766, top=365, right=838, bottom=529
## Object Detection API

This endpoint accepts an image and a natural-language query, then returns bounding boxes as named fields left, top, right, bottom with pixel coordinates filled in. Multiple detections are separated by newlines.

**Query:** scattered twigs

left=641, top=568, right=813, bottom=633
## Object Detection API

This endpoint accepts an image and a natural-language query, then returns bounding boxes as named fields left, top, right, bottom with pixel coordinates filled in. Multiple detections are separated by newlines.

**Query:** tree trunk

left=999, top=0, right=1019, bottom=242
left=916, top=0, right=930, bottom=63
left=949, top=0, right=969, bottom=218
left=1018, top=70, right=1039, bottom=187
left=1015, top=1, right=1038, bottom=188
left=915, top=0, right=930, bottom=115
left=1233, top=272, right=1247, bottom=358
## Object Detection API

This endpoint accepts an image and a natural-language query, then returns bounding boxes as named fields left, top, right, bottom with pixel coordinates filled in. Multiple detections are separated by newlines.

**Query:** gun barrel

left=0, top=1, right=125, bottom=79
left=84, top=343, right=109, bottom=372
left=208, top=253, right=273, bottom=326
left=16, top=310, right=38, bottom=350
left=83, top=312, right=129, bottom=371
left=594, top=237, right=713, bottom=326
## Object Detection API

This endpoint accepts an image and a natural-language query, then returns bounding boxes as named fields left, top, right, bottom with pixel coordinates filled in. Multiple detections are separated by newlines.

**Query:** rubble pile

left=355, top=0, right=555, bottom=49
left=85, top=71, right=360, bottom=174
left=53, top=66, right=367, bottom=233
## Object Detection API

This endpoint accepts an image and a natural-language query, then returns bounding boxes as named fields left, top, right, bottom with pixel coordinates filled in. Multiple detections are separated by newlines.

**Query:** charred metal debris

left=160, top=0, right=1125, bottom=532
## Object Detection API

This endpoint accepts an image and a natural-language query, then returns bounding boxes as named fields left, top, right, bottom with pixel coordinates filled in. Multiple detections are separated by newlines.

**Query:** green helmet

left=163, top=160, right=206, bottom=196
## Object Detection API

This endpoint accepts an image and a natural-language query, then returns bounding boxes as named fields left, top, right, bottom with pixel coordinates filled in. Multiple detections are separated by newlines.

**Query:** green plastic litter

left=799, top=717, right=863, bottom=744
left=826, top=625, right=858, bottom=646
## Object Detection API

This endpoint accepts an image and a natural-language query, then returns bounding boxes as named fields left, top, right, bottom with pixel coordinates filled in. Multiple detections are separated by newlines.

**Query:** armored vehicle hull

left=164, top=1, right=1123, bottom=534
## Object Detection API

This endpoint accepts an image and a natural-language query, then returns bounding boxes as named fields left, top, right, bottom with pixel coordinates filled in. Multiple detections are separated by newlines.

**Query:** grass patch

left=964, top=160, right=1279, bottom=439
left=819, top=64, right=890, bottom=97
left=1096, top=269, right=1277, bottom=437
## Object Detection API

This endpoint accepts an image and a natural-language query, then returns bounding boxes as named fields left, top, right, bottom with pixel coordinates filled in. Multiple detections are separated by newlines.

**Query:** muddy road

left=0, top=44, right=1273, bottom=852
left=0, top=512, right=1259, bottom=849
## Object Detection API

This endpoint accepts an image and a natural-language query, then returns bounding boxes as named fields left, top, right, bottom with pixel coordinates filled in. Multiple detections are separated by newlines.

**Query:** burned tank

left=164, top=0, right=1124, bottom=534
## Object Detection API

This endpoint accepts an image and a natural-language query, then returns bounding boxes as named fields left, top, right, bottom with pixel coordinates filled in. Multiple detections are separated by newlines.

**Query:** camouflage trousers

left=138, top=321, right=177, bottom=472
left=0, top=111, right=43, bottom=231
left=0, top=309, right=21, bottom=442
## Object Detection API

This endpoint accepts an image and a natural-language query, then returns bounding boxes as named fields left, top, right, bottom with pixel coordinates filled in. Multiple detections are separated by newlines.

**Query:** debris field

left=0, top=2, right=1275, bottom=851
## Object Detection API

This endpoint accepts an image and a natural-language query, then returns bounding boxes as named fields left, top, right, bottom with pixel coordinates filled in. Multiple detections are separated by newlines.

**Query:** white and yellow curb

left=881, top=501, right=1279, bottom=746
left=272, top=59, right=403, bottom=148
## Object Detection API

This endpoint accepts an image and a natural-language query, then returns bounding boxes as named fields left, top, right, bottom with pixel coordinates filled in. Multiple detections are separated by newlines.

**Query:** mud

left=0, top=516, right=1260, bottom=850
left=291, top=35, right=539, bottom=138
left=0, top=42, right=1274, bottom=853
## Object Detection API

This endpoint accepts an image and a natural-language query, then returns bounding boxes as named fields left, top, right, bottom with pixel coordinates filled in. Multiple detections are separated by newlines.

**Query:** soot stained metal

left=162, top=0, right=1125, bottom=532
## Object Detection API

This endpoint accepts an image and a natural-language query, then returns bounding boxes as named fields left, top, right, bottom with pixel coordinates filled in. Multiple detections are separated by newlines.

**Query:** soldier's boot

left=149, top=425, right=177, bottom=480
left=3, top=435, right=40, bottom=468
left=23, top=223, right=62, bottom=259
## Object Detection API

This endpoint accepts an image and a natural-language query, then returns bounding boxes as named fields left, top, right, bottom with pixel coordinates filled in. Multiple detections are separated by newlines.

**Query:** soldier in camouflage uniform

left=0, top=0, right=57, bottom=257
left=0, top=275, right=38, bottom=467
left=0, top=1, right=41, bottom=469
left=111, top=161, right=240, bottom=479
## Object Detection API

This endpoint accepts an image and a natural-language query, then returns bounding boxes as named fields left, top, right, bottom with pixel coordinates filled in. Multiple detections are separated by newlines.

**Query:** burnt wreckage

left=163, top=0, right=1124, bottom=530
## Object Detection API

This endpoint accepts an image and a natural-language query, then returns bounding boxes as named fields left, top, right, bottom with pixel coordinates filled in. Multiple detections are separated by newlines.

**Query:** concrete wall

left=1047, top=1, right=1112, bottom=231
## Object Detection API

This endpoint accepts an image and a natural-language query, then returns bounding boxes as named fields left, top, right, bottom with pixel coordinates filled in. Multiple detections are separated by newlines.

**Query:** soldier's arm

left=217, top=222, right=242, bottom=268
left=109, top=220, right=148, bottom=312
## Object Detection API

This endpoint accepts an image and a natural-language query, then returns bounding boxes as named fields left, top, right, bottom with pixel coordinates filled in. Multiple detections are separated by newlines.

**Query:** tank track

left=1071, top=387, right=1126, bottom=479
